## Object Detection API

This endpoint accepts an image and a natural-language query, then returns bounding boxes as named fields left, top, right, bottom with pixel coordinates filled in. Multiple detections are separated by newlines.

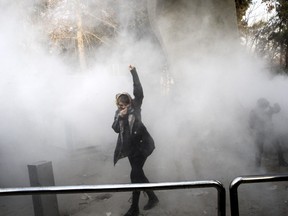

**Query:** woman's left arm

left=129, top=65, right=143, bottom=107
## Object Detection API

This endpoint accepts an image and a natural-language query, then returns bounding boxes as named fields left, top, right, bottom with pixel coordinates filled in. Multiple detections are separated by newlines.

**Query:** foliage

left=29, top=0, right=151, bottom=70
left=30, top=0, right=288, bottom=74
left=259, top=0, right=288, bottom=72
left=31, top=0, right=119, bottom=69
left=240, top=0, right=288, bottom=74
left=235, top=0, right=252, bottom=28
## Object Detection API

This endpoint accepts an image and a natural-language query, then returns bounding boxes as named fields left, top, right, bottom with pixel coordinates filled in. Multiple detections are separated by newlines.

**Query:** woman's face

left=117, top=102, right=130, bottom=110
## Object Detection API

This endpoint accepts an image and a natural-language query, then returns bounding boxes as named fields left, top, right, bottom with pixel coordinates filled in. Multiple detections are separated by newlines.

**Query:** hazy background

left=0, top=0, right=288, bottom=201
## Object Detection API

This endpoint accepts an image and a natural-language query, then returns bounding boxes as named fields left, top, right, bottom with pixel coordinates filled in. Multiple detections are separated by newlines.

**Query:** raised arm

left=129, top=65, right=143, bottom=107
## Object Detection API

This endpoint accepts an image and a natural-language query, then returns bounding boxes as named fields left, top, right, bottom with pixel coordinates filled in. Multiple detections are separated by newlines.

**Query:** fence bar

left=229, top=174, right=288, bottom=216
left=0, top=180, right=225, bottom=216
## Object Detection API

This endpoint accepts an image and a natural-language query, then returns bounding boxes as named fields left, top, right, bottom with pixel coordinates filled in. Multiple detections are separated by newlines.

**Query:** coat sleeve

left=112, top=111, right=120, bottom=133
left=130, top=68, right=144, bottom=108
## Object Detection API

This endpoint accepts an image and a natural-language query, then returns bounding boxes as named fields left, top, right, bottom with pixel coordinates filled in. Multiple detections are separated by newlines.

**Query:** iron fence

left=229, top=174, right=288, bottom=216
left=0, top=180, right=226, bottom=216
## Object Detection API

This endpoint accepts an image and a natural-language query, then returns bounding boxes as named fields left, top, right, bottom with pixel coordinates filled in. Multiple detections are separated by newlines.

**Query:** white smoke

left=1, top=0, right=288, bottom=215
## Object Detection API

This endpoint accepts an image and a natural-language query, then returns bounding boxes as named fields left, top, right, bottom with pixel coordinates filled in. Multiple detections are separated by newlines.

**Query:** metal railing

left=0, top=180, right=226, bottom=216
left=229, top=174, right=288, bottom=216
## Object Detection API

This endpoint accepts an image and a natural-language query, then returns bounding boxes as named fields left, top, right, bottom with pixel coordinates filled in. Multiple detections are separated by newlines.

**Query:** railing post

left=229, top=177, right=241, bottom=216
left=215, top=180, right=226, bottom=216
left=28, top=161, right=60, bottom=216
left=229, top=174, right=288, bottom=216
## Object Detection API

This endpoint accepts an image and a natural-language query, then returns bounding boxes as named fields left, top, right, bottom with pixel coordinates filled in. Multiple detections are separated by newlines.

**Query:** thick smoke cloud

left=146, top=0, right=288, bottom=183
left=1, top=0, right=288, bottom=215
left=0, top=0, right=165, bottom=187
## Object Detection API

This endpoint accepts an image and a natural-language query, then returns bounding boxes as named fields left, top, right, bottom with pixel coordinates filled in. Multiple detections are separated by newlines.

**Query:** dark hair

left=117, top=94, right=131, bottom=105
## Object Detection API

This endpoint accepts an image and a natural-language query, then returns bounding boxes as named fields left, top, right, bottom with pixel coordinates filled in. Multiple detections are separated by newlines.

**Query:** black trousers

left=128, top=154, right=149, bottom=184
left=255, top=132, right=287, bottom=166
left=128, top=153, right=156, bottom=207
left=255, top=132, right=265, bottom=166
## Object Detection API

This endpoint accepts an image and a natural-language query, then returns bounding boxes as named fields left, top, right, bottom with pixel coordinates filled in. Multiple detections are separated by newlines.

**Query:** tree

left=235, top=0, right=252, bottom=28
left=239, top=0, right=288, bottom=74
left=252, top=0, right=288, bottom=72
left=31, top=0, right=118, bottom=70
left=29, top=0, right=158, bottom=71
left=271, top=0, right=288, bottom=70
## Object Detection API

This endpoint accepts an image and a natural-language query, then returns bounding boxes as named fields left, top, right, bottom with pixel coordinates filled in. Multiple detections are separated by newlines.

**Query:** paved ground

left=1, top=146, right=288, bottom=216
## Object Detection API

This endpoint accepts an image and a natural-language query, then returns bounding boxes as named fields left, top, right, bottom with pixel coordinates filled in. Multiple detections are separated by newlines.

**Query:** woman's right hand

left=119, top=106, right=128, bottom=117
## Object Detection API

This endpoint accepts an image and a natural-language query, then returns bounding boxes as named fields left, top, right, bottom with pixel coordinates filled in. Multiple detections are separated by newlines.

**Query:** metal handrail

left=0, top=180, right=226, bottom=216
left=229, top=174, right=288, bottom=216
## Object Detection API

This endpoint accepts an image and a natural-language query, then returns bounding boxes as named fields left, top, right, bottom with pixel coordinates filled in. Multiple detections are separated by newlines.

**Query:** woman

left=112, top=65, right=159, bottom=216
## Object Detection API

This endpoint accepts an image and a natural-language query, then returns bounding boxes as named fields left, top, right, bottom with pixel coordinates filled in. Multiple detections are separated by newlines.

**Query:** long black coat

left=112, top=68, right=155, bottom=165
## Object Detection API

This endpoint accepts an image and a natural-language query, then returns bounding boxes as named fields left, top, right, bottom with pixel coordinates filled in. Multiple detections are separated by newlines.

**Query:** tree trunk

left=285, top=44, right=288, bottom=71
left=76, top=1, right=86, bottom=71
left=279, top=42, right=283, bottom=67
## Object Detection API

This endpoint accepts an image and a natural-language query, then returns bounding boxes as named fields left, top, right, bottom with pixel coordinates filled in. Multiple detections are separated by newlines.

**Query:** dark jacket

left=112, top=68, right=155, bottom=165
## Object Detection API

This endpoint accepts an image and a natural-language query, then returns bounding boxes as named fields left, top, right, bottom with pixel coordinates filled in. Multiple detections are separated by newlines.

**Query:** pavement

left=1, top=145, right=288, bottom=216
left=0, top=145, right=217, bottom=216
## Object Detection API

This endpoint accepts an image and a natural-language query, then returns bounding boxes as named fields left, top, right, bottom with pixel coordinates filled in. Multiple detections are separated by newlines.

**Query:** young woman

left=112, top=65, right=159, bottom=216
